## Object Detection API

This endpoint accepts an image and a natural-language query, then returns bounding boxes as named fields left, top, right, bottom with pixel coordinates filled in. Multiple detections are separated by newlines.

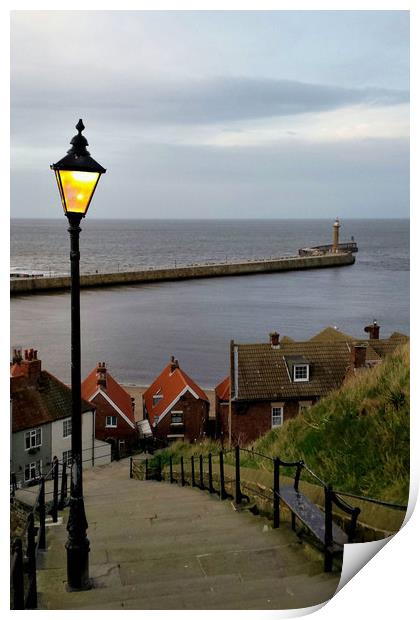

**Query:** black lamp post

left=51, top=119, right=106, bottom=590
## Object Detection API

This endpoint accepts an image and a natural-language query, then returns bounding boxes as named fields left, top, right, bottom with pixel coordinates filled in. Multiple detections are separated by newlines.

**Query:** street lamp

left=51, top=119, right=106, bottom=590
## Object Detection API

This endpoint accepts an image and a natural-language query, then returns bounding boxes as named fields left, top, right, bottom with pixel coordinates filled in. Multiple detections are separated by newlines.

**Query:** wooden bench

left=273, top=458, right=360, bottom=571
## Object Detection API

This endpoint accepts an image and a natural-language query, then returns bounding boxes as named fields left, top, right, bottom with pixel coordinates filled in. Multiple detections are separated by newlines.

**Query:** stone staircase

left=36, top=458, right=340, bottom=610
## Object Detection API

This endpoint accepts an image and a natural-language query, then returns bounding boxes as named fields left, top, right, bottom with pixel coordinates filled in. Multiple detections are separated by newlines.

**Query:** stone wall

left=11, top=253, right=355, bottom=295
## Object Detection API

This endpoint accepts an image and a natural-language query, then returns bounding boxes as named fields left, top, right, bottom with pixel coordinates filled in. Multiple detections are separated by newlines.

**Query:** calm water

left=10, top=219, right=409, bottom=387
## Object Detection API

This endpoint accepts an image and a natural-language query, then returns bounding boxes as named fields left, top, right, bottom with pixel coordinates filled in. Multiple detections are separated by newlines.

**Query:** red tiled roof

left=215, top=376, right=230, bottom=402
left=143, top=361, right=209, bottom=426
left=82, top=366, right=135, bottom=424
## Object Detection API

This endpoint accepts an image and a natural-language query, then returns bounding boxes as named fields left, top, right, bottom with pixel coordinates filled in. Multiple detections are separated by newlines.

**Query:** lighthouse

left=332, top=217, right=341, bottom=253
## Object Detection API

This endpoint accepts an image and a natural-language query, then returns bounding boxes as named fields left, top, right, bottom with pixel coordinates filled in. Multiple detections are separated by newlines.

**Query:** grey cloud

left=11, top=76, right=409, bottom=127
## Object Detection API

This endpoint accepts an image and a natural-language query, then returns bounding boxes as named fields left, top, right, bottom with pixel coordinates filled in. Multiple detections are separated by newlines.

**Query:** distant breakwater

left=10, top=253, right=355, bottom=296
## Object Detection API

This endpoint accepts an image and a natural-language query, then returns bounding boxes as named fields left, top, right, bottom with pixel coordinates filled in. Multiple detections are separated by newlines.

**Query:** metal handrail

left=332, top=489, right=407, bottom=511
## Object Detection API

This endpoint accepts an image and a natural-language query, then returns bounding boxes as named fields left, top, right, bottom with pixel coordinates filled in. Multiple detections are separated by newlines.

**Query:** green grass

left=150, top=344, right=409, bottom=504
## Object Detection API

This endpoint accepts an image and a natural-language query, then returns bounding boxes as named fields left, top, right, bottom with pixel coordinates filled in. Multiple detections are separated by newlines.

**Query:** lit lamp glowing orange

left=51, top=119, right=106, bottom=217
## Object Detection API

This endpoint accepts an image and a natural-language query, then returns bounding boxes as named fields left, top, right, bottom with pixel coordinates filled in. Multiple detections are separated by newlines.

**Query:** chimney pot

left=270, top=332, right=280, bottom=347
left=24, top=349, right=29, bottom=360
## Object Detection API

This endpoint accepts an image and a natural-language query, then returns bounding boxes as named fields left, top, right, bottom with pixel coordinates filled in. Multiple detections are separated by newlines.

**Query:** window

left=63, top=418, right=72, bottom=438
left=106, top=415, right=117, bottom=427
left=62, top=450, right=72, bottom=467
left=153, top=393, right=163, bottom=407
left=171, top=411, right=183, bottom=425
left=25, top=428, right=42, bottom=450
left=271, top=405, right=284, bottom=428
left=293, top=364, right=309, bottom=382
left=24, top=460, right=41, bottom=482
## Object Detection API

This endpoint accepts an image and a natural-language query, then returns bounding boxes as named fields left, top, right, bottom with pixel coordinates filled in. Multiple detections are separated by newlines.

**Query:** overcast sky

left=10, top=10, right=409, bottom=219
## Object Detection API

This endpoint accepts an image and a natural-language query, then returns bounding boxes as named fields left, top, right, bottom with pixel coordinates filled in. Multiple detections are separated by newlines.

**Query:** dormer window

left=293, top=364, right=309, bottom=382
left=284, top=355, right=310, bottom=383
left=152, top=392, right=163, bottom=407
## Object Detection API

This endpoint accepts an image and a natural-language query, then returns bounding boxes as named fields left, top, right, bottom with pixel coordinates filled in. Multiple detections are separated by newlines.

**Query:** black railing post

left=348, top=506, right=361, bottom=543
left=199, top=455, right=205, bottom=490
left=157, top=455, right=162, bottom=481
left=273, top=457, right=280, bottom=529
left=129, top=457, right=133, bottom=479
left=145, top=459, right=149, bottom=480
left=11, top=472, right=17, bottom=497
left=26, top=513, right=37, bottom=608
left=294, top=461, right=304, bottom=491
left=208, top=453, right=215, bottom=493
left=181, top=456, right=185, bottom=486
left=169, top=456, right=174, bottom=484
left=51, top=456, right=59, bottom=523
left=324, top=484, right=333, bottom=572
left=191, top=456, right=196, bottom=487
left=12, top=538, right=24, bottom=610
left=219, top=451, right=227, bottom=500
left=59, top=461, right=68, bottom=509
left=235, top=446, right=242, bottom=504
left=38, top=477, right=46, bottom=550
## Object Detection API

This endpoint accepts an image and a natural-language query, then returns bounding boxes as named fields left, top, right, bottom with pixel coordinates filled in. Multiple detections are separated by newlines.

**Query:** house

left=81, top=362, right=138, bottom=458
left=143, top=356, right=210, bottom=443
left=11, top=348, right=111, bottom=487
left=216, top=324, right=409, bottom=445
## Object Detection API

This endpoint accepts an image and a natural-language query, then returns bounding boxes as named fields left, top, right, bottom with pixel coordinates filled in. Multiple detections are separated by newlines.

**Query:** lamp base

left=65, top=539, right=91, bottom=591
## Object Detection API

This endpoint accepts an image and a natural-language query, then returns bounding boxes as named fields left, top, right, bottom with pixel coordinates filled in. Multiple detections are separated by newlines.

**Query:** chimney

left=12, top=348, right=23, bottom=364
left=270, top=332, right=280, bottom=348
left=96, top=361, right=107, bottom=387
left=351, top=343, right=367, bottom=369
left=364, top=320, right=380, bottom=340
left=170, top=356, right=179, bottom=372
left=19, top=347, right=42, bottom=382
left=131, top=397, right=135, bottom=414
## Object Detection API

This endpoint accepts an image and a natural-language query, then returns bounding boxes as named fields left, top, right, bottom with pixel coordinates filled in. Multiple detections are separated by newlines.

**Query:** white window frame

left=25, top=427, right=42, bottom=450
left=106, top=415, right=117, bottom=428
left=293, top=364, right=309, bottom=382
left=63, top=418, right=72, bottom=438
left=271, top=403, right=284, bottom=428
left=62, top=450, right=72, bottom=467
left=24, top=460, right=42, bottom=482
left=171, top=410, right=184, bottom=425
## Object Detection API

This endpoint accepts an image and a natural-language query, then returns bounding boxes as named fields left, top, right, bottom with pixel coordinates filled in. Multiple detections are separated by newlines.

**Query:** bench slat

left=280, top=486, right=348, bottom=548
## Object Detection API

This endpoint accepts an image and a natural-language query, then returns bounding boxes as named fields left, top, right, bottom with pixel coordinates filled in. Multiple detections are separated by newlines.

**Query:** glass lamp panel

left=58, top=170, right=100, bottom=215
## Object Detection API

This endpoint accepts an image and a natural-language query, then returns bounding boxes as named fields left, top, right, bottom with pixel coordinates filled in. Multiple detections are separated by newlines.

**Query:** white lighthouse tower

left=332, top=217, right=341, bottom=253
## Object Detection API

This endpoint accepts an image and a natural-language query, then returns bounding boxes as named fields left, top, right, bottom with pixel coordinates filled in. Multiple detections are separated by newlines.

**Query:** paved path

left=36, top=458, right=340, bottom=610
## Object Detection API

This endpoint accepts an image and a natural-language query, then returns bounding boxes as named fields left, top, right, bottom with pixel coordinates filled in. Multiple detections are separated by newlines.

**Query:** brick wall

left=230, top=398, right=316, bottom=444
left=92, top=393, right=138, bottom=447
left=153, top=392, right=209, bottom=443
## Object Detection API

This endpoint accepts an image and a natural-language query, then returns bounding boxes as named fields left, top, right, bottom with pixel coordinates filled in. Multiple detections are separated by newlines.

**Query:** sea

left=10, top=218, right=409, bottom=388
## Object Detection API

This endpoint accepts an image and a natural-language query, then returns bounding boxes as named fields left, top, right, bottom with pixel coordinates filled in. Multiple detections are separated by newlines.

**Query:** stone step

left=36, top=459, right=340, bottom=610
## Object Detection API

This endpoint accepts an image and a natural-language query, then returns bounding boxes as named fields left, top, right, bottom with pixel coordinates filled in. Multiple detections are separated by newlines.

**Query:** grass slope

left=252, top=343, right=409, bottom=503
left=152, top=344, right=409, bottom=504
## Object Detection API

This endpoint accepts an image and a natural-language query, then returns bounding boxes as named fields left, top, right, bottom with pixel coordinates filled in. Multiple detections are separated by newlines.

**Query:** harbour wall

left=10, top=252, right=355, bottom=295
